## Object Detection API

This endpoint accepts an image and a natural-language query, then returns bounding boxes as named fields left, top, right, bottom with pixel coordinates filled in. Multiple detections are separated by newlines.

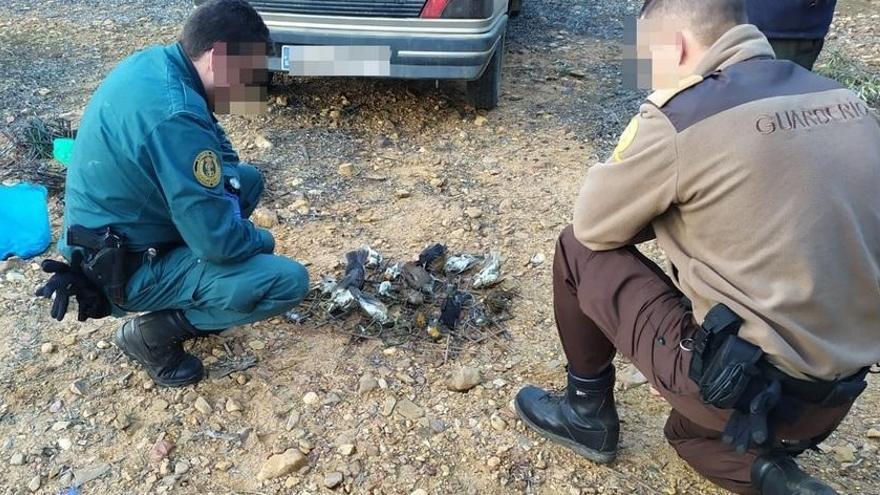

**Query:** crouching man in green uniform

left=41, top=0, right=309, bottom=387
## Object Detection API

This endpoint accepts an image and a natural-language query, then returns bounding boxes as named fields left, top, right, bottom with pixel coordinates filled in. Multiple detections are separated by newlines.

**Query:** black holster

left=688, top=303, right=753, bottom=402
left=688, top=304, right=869, bottom=454
left=67, top=225, right=130, bottom=306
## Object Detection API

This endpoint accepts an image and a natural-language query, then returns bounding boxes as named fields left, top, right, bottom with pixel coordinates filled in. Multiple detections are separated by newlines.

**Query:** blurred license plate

left=281, top=45, right=391, bottom=76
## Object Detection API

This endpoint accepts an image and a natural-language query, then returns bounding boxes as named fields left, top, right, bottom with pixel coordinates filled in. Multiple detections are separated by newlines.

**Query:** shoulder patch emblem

left=193, top=150, right=221, bottom=188
left=612, top=116, right=639, bottom=162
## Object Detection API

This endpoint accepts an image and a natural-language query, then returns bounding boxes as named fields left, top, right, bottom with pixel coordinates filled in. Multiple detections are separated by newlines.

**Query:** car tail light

left=420, top=0, right=449, bottom=18
left=421, top=0, right=493, bottom=19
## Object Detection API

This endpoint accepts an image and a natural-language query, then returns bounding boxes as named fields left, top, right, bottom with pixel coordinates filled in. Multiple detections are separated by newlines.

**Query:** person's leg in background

left=768, top=38, right=826, bottom=70
left=235, top=163, right=265, bottom=218
left=115, top=247, right=309, bottom=387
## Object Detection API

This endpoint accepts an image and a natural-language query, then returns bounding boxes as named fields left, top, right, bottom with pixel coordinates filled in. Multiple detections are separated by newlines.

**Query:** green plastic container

left=52, top=138, right=75, bottom=167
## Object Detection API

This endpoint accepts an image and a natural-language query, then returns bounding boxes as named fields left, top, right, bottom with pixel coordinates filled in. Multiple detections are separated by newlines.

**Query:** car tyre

left=467, top=34, right=505, bottom=110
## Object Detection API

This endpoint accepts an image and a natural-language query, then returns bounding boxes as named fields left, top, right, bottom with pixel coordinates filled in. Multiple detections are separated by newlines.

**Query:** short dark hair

left=180, top=0, right=270, bottom=59
left=640, top=0, right=747, bottom=46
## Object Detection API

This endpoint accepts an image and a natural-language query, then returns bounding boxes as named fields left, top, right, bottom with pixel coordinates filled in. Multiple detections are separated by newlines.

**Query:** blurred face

left=210, top=41, right=269, bottom=115
left=623, top=16, right=700, bottom=91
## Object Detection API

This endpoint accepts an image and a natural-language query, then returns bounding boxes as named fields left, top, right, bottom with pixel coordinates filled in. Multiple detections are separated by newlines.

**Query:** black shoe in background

left=514, top=366, right=620, bottom=464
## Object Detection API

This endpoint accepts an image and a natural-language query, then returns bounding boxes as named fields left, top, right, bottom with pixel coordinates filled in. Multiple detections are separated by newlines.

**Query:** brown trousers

left=553, top=226, right=852, bottom=494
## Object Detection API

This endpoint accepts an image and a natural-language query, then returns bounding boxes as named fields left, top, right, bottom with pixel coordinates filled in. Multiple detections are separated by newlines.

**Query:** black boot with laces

left=514, top=366, right=619, bottom=463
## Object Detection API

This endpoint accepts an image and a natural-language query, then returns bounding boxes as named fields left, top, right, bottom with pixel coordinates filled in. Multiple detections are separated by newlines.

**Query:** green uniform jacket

left=61, top=42, right=274, bottom=263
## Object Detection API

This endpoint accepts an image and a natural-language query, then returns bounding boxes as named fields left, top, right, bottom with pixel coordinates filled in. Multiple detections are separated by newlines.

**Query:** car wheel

left=467, top=34, right=505, bottom=110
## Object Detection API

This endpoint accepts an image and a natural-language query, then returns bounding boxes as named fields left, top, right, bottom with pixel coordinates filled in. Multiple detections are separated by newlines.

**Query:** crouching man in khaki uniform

left=514, top=1, right=880, bottom=494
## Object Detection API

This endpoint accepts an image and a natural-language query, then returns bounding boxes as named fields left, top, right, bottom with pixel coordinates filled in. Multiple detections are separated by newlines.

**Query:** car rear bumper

left=262, top=12, right=508, bottom=80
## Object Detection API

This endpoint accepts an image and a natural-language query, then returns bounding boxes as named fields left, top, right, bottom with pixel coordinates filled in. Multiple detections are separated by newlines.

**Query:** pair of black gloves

left=34, top=251, right=111, bottom=322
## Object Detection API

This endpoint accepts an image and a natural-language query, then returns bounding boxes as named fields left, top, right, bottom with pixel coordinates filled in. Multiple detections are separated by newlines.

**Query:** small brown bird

left=406, top=290, right=425, bottom=306
left=402, top=261, right=434, bottom=294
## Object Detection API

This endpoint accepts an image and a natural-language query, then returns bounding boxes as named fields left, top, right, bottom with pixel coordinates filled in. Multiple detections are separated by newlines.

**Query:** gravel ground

left=0, top=1, right=879, bottom=494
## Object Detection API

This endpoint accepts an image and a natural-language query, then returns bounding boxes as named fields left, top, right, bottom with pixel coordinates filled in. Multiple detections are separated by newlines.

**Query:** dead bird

left=319, top=275, right=338, bottom=296
left=350, top=287, right=389, bottom=323
left=402, top=261, right=434, bottom=294
left=472, top=252, right=503, bottom=289
left=468, top=305, right=490, bottom=327
left=439, top=287, right=470, bottom=330
left=326, top=249, right=369, bottom=313
left=484, top=287, right=517, bottom=314
left=417, top=243, right=447, bottom=272
left=285, top=310, right=307, bottom=324
left=383, top=262, right=402, bottom=281
left=336, top=249, right=368, bottom=291
left=426, top=318, right=442, bottom=340
left=377, top=280, right=395, bottom=298
left=328, top=287, right=355, bottom=313
left=414, top=311, right=428, bottom=329
left=445, top=254, right=478, bottom=274
left=362, top=245, right=383, bottom=269
left=406, top=290, right=425, bottom=306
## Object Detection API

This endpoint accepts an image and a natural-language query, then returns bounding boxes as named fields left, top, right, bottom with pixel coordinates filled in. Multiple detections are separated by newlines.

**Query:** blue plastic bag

left=0, top=183, right=52, bottom=260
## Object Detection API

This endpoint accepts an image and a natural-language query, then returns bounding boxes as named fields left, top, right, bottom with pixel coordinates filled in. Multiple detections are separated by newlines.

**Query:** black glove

left=34, top=251, right=112, bottom=322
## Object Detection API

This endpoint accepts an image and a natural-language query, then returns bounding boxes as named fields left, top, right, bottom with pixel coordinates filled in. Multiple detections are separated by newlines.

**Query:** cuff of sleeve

left=259, top=228, right=275, bottom=254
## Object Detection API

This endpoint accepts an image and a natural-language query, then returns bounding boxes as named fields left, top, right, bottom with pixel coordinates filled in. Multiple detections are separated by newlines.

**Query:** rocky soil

left=1, top=1, right=878, bottom=494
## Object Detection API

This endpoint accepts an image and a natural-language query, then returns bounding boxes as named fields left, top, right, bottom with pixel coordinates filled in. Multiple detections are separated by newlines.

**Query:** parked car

left=240, top=0, right=522, bottom=109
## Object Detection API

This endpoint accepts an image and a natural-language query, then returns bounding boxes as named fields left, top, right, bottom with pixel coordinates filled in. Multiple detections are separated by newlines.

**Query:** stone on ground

left=323, top=471, right=344, bottom=489
left=257, top=449, right=307, bottom=481
left=447, top=367, right=482, bottom=392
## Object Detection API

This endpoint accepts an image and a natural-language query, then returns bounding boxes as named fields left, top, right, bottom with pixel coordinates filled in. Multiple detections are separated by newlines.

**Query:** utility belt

left=66, top=225, right=174, bottom=307
left=686, top=304, right=869, bottom=454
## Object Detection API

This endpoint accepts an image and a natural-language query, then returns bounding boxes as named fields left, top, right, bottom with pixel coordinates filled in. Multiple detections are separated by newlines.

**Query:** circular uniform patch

left=193, top=150, right=221, bottom=188
left=612, top=116, right=639, bottom=163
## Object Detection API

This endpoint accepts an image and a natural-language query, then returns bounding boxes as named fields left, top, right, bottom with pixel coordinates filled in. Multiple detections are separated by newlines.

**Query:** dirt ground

left=1, top=1, right=879, bottom=494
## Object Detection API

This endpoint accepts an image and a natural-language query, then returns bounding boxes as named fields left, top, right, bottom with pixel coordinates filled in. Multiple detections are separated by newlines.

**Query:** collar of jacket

left=647, top=24, right=775, bottom=108
left=694, top=23, right=776, bottom=76
left=169, top=41, right=210, bottom=103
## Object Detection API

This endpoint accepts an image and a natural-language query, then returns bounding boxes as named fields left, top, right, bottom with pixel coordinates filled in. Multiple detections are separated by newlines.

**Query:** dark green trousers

left=768, top=38, right=826, bottom=71
left=119, top=164, right=309, bottom=330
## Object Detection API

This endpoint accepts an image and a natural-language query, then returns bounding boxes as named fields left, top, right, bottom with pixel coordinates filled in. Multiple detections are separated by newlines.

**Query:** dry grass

left=0, top=116, right=73, bottom=192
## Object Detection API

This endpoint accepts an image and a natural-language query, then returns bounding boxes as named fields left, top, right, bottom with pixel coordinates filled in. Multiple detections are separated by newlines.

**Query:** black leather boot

left=752, top=454, right=838, bottom=494
left=114, top=310, right=205, bottom=387
left=514, top=366, right=619, bottom=463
